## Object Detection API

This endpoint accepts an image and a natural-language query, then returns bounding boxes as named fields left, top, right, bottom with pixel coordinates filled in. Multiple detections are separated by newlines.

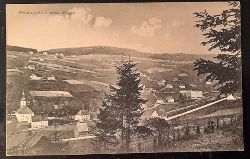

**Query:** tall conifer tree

left=111, top=60, right=146, bottom=151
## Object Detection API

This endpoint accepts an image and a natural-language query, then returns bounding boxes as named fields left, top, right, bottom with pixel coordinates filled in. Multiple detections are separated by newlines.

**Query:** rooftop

left=76, top=122, right=89, bottom=132
left=200, top=107, right=242, bottom=119
left=7, top=132, right=46, bottom=150
left=64, top=80, right=84, bottom=85
left=32, top=115, right=48, bottom=122
left=29, top=91, right=73, bottom=98
left=16, top=106, right=33, bottom=114
left=77, top=110, right=90, bottom=115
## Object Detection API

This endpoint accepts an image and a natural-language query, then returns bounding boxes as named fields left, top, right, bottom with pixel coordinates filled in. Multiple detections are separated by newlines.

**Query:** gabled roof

left=151, top=111, right=160, bottom=118
left=6, top=132, right=47, bottom=150
left=25, top=133, right=45, bottom=149
left=7, top=132, right=28, bottom=150
left=166, top=96, right=174, bottom=100
left=76, top=122, right=88, bottom=132
left=16, top=106, right=33, bottom=114
left=77, top=110, right=89, bottom=115
left=32, top=115, right=48, bottom=122
left=29, top=91, right=73, bottom=98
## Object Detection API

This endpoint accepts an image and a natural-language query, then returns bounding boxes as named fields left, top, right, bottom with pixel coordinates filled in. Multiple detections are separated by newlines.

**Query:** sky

left=6, top=2, right=232, bottom=54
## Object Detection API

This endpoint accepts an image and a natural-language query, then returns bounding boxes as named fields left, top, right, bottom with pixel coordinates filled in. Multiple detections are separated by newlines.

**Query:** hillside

left=151, top=53, right=215, bottom=61
left=44, top=46, right=152, bottom=58
left=7, top=45, right=38, bottom=53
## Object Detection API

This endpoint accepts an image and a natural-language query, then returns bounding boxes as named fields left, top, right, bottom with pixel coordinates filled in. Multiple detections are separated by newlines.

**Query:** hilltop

left=43, top=46, right=152, bottom=58
left=7, top=45, right=38, bottom=53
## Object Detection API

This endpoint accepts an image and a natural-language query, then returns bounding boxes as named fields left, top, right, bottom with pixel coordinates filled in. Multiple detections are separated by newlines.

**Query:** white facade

left=156, top=99, right=165, bottom=104
left=141, top=103, right=147, bottom=109
left=27, top=65, right=35, bottom=70
left=31, top=120, right=48, bottom=129
left=47, top=76, right=56, bottom=80
left=30, top=74, right=42, bottom=80
left=190, top=91, right=203, bottom=99
left=166, top=97, right=175, bottom=103
left=16, top=113, right=34, bottom=123
left=205, top=81, right=212, bottom=85
left=16, top=91, right=34, bottom=123
left=227, top=94, right=236, bottom=101
left=179, top=85, right=186, bottom=89
left=151, top=111, right=160, bottom=118
left=74, top=110, right=90, bottom=122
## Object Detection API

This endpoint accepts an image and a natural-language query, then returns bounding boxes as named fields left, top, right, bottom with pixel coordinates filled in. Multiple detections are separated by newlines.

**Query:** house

left=226, top=94, right=236, bottom=101
left=151, top=110, right=160, bottom=118
left=190, top=91, right=203, bottom=99
left=178, top=73, right=189, bottom=77
left=43, top=52, right=48, bottom=55
left=31, top=115, right=48, bottom=129
left=173, top=78, right=179, bottom=81
left=27, top=65, right=35, bottom=70
left=143, top=87, right=153, bottom=94
left=189, top=84, right=197, bottom=88
left=141, top=103, right=147, bottom=109
left=38, top=57, right=45, bottom=61
left=6, top=131, right=50, bottom=155
left=180, top=90, right=189, bottom=95
left=180, top=90, right=203, bottom=99
left=165, top=96, right=175, bottom=103
left=166, top=83, right=173, bottom=89
left=205, top=81, right=212, bottom=85
left=179, top=84, right=186, bottom=89
left=156, top=99, right=165, bottom=104
left=58, top=53, right=64, bottom=58
left=74, top=122, right=89, bottom=137
left=29, top=74, right=42, bottom=80
left=47, top=75, right=56, bottom=81
left=16, top=91, right=34, bottom=123
left=75, top=110, right=90, bottom=122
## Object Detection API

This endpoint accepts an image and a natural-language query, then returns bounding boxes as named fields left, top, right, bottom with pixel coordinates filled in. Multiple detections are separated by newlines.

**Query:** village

left=6, top=48, right=243, bottom=155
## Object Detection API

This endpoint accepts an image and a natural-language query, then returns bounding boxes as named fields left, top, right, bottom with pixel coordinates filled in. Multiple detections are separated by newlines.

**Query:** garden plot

left=147, top=67, right=172, bottom=73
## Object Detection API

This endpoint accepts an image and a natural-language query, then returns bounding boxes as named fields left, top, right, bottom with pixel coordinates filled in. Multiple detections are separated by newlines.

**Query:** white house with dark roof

left=179, top=84, right=186, bottom=89
left=74, top=110, right=90, bottom=122
left=31, top=115, right=48, bottom=129
left=16, top=91, right=34, bottom=123
left=165, top=96, right=175, bottom=103
left=190, top=91, right=203, bottom=99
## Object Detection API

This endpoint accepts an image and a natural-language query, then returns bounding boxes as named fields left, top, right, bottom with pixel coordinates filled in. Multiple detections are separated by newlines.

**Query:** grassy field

left=6, top=48, right=216, bottom=115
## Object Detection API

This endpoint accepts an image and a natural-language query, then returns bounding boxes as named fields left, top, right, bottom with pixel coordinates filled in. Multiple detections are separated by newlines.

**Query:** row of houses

left=29, top=74, right=56, bottom=81
left=14, top=91, right=91, bottom=129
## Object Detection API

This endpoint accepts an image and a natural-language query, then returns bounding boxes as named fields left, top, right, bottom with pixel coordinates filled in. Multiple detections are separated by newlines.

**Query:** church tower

left=20, top=90, right=27, bottom=108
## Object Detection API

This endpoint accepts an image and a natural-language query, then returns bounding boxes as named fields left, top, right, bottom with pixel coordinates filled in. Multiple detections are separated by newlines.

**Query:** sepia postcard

left=5, top=2, right=243, bottom=156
